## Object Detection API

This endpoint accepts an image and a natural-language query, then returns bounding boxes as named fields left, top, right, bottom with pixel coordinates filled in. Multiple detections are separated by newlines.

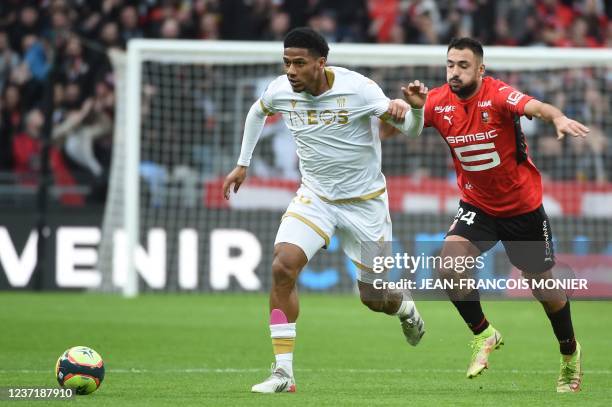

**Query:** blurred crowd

left=0, top=0, right=610, bottom=205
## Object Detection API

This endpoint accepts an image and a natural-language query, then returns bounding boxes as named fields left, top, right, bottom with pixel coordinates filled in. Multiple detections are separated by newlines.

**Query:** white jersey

left=259, top=66, right=390, bottom=201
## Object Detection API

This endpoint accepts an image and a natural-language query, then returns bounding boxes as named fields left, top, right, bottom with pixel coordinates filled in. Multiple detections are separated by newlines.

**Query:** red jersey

left=424, top=76, right=542, bottom=217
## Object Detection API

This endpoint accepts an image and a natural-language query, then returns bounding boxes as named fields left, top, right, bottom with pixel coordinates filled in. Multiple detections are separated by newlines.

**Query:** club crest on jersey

left=336, top=97, right=347, bottom=108
left=290, top=100, right=297, bottom=108
left=481, top=110, right=490, bottom=122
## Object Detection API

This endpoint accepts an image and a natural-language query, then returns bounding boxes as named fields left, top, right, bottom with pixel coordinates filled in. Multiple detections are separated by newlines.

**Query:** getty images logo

left=543, top=220, right=553, bottom=261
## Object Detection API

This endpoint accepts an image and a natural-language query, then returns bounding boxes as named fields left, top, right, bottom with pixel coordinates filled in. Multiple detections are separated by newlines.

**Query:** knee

left=271, top=254, right=299, bottom=288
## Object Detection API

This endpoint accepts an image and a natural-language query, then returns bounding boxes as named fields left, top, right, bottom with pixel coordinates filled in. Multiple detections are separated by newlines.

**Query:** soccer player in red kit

left=383, top=37, right=588, bottom=392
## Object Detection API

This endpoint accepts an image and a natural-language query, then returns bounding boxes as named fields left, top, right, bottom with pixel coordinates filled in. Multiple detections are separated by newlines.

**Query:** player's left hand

left=553, top=116, right=590, bottom=140
left=222, top=165, right=248, bottom=200
left=386, top=99, right=410, bottom=122
left=402, top=80, right=428, bottom=109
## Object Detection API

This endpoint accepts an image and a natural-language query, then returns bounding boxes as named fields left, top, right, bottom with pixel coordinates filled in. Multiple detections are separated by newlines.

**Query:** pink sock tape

left=270, top=308, right=288, bottom=325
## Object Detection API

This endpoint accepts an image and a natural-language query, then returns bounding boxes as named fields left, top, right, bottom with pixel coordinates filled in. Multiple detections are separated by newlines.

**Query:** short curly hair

left=283, top=27, right=329, bottom=58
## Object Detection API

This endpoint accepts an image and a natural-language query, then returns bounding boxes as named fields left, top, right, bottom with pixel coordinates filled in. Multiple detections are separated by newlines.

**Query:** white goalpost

left=100, top=40, right=612, bottom=297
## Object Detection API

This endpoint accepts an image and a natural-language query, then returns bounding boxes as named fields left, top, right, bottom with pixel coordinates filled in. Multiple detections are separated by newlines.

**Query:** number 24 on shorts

left=455, top=207, right=476, bottom=225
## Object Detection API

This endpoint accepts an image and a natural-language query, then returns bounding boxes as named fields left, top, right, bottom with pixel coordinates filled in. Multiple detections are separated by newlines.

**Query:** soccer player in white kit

left=222, top=27, right=428, bottom=393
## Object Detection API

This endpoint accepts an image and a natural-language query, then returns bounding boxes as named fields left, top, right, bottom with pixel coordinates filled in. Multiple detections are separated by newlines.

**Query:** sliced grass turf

left=0, top=293, right=610, bottom=406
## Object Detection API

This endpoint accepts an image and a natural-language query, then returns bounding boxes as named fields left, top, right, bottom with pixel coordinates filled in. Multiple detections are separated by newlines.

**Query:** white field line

left=1, top=368, right=611, bottom=375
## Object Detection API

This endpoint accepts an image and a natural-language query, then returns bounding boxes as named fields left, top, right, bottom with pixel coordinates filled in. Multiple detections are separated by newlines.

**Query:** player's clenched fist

left=386, top=99, right=410, bottom=122
left=402, top=80, right=428, bottom=109
left=222, top=165, right=248, bottom=200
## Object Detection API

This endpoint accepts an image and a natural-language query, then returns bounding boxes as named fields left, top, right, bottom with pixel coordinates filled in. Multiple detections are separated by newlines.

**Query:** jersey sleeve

left=493, top=81, right=534, bottom=116
left=258, top=80, right=278, bottom=116
left=360, top=77, right=391, bottom=117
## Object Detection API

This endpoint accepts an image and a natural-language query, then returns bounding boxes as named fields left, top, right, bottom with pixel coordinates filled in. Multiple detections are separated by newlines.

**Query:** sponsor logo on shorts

left=543, top=220, right=553, bottom=261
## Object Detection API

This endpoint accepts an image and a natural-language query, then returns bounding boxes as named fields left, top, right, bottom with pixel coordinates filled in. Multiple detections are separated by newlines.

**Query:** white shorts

left=274, top=185, right=392, bottom=283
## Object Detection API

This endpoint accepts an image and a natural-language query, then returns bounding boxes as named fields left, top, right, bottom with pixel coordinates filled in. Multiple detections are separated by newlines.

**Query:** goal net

left=99, top=40, right=612, bottom=296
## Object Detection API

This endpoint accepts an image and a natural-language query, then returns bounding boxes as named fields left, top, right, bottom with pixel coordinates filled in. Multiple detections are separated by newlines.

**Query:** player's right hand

left=553, top=115, right=590, bottom=140
left=222, top=166, right=248, bottom=200
left=402, top=80, right=428, bottom=109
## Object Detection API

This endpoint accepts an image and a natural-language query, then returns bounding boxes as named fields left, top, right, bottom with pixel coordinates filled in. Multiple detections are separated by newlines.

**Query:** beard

left=448, top=78, right=478, bottom=99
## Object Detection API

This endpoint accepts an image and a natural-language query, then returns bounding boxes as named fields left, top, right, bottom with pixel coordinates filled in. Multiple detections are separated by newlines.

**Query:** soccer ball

left=55, top=346, right=105, bottom=395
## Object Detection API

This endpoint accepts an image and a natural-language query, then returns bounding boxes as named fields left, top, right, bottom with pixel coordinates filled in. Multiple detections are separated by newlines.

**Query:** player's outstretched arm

left=379, top=120, right=400, bottom=140
left=523, top=99, right=590, bottom=140
left=379, top=99, right=409, bottom=140
left=222, top=100, right=268, bottom=199
left=386, top=99, right=410, bottom=123
left=381, top=80, right=428, bottom=138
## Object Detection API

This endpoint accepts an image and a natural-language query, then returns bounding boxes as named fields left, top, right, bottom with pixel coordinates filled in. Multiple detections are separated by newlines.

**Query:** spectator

left=470, top=0, right=497, bottom=44
left=368, top=0, right=400, bottom=43
left=12, top=107, right=84, bottom=204
left=99, top=21, right=122, bottom=50
left=0, top=0, right=21, bottom=29
left=581, top=0, right=608, bottom=45
left=282, top=0, right=324, bottom=29
left=59, top=35, right=95, bottom=97
left=537, top=0, right=576, bottom=30
left=53, top=82, right=112, bottom=187
left=0, top=83, right=22, bottom=170
left=263, top=11, right=290, bottom=40
left=1, top=83, right=23, bottom=137
left=197, top=13, right=220, bottom=40
left=320, top=0, right=370, bottom=42
left=119, top=5, right=143, bottom=46
left=564, top=16, right=602, bottom=47
left=495, top=0, right=539, bottom=46
left=219, top=0, right=272, bottom=40
left=160, top=18, right=181, bottom=39
left=100, top=0, right=123, bottom=21
left=405, top=10, right=439, bottom=44
left=0, top=30, right=19, bottom=91
left=308, top=11, right=338, bottom=42
left=21, top=34, right=49, bottom=82
left=8, top=5, right=41, bottom=52
left=47, top=8, right=72, bottom=51
left=403, top=0, right=443, bottom=44
left=12, top=108, right=44, bottom=180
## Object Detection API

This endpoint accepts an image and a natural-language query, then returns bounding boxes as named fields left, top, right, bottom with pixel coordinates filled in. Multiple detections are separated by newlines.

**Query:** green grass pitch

left=0, top=293, right=610, bottom=406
